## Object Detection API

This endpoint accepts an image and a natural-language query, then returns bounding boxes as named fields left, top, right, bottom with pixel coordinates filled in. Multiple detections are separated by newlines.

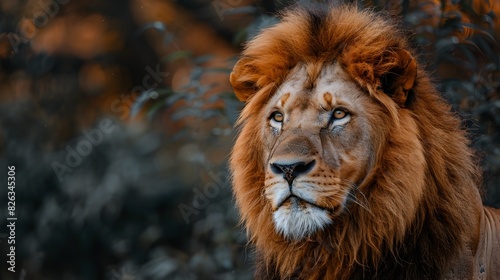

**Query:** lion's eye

left=333, top=109, right=347, bottom=119
left=270, top=111, right=284, bottom=129
left=271, top=112, right=284, bottom=122
left=330, top=108, right=351, bottom=127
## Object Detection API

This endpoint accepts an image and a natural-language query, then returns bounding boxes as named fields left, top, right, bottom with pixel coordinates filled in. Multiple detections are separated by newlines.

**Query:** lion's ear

left=380, top=49, right=417, bottom=107
left=230, top=57, right=260, bottom=102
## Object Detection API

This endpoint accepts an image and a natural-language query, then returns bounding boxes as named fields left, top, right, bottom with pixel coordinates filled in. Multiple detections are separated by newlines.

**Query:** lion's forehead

left=271, top=63, right=364, bottom=111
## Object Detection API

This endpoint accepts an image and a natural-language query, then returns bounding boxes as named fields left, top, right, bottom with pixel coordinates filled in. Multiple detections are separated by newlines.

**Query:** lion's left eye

left=333, top=109, right=347, bottom=119
left=330, top=108, right=350, bottom=127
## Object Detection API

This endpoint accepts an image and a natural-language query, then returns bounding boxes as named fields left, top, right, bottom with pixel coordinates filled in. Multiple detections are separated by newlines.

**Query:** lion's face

left=261, top=63, right=382, bottom=240
left=229, top=6, right=482, bottom=279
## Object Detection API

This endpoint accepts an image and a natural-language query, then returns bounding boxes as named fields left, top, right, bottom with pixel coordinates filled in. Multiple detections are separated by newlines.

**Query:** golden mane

left=229, top=5, right=496, bottom=280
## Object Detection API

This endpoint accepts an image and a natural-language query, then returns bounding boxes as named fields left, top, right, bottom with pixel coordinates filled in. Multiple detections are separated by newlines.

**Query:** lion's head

left=230, top=5, right=483, bottom=280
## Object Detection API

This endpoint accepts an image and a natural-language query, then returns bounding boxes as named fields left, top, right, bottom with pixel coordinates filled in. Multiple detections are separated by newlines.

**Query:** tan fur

left=230, top=5, right=500, bottom=280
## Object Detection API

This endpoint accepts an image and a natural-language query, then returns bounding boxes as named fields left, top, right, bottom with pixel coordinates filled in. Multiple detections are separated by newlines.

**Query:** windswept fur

left=230, top=5, right=499, bottom=280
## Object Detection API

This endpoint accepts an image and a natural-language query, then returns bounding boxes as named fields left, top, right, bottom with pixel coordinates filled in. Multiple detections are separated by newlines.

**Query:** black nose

left=270, top=160, right=316, bottom=185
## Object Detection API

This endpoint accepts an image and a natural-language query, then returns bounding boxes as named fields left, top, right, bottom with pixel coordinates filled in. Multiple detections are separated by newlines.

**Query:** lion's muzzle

left=270, top=160, right=316, bottom=186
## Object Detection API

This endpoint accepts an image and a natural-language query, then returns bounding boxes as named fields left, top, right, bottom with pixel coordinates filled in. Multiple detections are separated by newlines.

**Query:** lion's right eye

left=271, top=112, right=284, bottom=122
left=270, top=111, right=284, bottom=129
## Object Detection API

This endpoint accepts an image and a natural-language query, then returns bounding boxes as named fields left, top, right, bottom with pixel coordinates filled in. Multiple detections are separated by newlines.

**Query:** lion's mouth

left=277, top=194, right=331, bottom=213
left=272, top=195, right=335, bottom=240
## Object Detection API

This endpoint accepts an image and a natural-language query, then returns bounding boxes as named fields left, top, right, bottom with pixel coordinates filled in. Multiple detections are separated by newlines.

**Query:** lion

left=229, top=5, right=500, bottom=280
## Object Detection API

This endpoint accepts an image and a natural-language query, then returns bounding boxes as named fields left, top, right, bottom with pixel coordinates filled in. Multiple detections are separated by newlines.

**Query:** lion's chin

left=272, top=197, right=332, bottom=241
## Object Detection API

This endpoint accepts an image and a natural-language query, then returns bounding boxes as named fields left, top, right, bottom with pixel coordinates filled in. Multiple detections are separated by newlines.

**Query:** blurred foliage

left=397, top=0, right=500, bottom=206
left=0, top=0, right=499, bottom=279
